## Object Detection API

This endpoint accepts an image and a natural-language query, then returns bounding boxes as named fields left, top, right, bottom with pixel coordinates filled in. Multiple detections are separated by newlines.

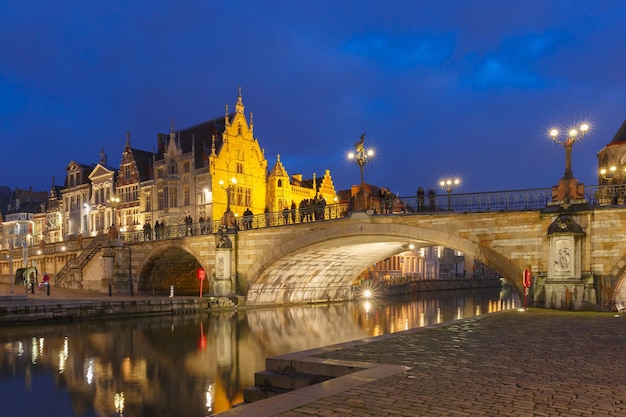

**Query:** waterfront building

left=86, top=149, right=118, bottom=236
left=597, top=120, right=626, bottom=186
left=267, top=155, right=337, bottom=214
left=62, top=161, right=94, bottom=237
left=0, top=88, right=337, bottom=248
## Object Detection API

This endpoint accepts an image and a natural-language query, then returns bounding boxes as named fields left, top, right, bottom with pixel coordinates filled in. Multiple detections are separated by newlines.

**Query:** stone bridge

left=4, top=187, right=626, bottom=310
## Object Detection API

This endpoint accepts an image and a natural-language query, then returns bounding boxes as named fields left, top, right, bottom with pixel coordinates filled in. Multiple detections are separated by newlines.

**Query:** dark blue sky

left=2, top=0, right=625, bottom=196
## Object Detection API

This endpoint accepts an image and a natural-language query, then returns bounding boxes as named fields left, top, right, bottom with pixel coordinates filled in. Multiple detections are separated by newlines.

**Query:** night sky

left=2, top=0, right=625, bottom=197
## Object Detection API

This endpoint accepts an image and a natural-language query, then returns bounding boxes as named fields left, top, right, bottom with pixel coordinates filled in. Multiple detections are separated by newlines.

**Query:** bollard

left=169, top=285, right=174, bottom=298
left=46, top=283, right=50, bottom=296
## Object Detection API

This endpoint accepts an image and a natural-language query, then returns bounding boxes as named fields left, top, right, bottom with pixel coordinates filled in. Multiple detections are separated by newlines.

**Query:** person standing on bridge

left=417, top=187, right=425, bottom=212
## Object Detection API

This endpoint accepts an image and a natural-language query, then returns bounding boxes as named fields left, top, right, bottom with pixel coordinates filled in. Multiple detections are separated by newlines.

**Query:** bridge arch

left=244, top=220, right=524, bottom=305
left=136, top=241, right=205, bottom=295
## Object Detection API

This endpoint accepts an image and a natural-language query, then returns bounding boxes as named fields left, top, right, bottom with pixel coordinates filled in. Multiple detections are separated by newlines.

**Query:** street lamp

left=440, top=178, right=460, bottom=211
left=108, top=195, right=120, bottom=238
left=219, top=177, right=237, bottom=212
left=348, top=134, right=374, bottom=211
left=550, top=123, right=589, bottom=179
left=549, top=122, right=589, bottom=203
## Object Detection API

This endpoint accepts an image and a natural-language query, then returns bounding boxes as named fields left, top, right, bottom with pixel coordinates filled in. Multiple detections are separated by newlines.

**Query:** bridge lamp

left=348, top=135, right=375, bottom=211
left=549, top=123, right=589, bottom=179
left=439, top=178, right=460, bottom=211
left=219, top=177, right=237, bottom=212
left=109, top=196, right=120, bottom=228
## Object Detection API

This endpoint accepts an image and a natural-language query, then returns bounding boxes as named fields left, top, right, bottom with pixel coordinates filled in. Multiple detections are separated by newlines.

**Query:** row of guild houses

left=0, top=88, right=339, bottom=249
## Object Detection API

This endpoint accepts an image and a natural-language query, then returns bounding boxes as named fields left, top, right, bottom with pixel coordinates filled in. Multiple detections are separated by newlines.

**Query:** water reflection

left=0, top=287, right=518, bottom=416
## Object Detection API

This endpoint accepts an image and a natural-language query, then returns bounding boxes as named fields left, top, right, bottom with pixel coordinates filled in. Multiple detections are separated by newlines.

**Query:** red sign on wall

left=523, top=269, right=532, bottom=288
left=197, top=267, right=206, bottom=281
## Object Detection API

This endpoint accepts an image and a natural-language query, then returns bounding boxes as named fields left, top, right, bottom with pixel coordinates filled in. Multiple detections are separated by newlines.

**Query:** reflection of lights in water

left=31, top=337, right=39, bottom=364
left=419, top=312, right=425, bottom=327
left=456, top=306, right=462, bottom=320
left=363, top=300, right=371, bottom=313
left=475, top=305, right=481, bottom=316
left=17, top=341, right=24, bottom=357
left=436, top=308, right=442, bottom=324
left=114, top=392, right=125, bottom=415
left=205, top=383, right=214, bottom=413
left=86, top=358, right=94, bottom=385
left=58, top=337, right=69, bottom=374
left=405, top=318, right=409, bottom=331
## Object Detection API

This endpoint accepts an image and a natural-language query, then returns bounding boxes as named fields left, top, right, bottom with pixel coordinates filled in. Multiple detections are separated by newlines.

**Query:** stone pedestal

left=542, top=213, right=593, bottom=310
left=214, top=249, right=233, bottom=296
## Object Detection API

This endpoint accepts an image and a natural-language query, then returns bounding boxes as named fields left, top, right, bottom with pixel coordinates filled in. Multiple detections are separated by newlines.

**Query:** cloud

left=460, top=32, right=559, bottom=91
left=342, top=32, right=456, bottom=70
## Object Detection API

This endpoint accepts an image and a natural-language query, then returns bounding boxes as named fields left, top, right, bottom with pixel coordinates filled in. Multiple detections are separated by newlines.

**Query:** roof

left=156, top=115, right=231, bottom=169
left=130, top=148, right=154, bottom=182
left=608, top=120, right=626, bottom=145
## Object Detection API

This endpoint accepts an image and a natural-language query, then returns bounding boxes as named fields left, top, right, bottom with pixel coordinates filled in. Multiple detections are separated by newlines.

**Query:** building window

left=157, top=167, right=163, bottom=179
left=124, top=165, right=131, bottom=180
left=184, top=161, right=190, bottom=173
left=158, top=190, right=164, bottom=210
left=277, top=179, right=282, bottom=187
left=146, top=192, right=152, bottom=212
left=236, top=162, right=244, bottom=174
left=169, top=187, right=178, bottom=208
left=184, top=185, right=190, bottom=206
left=233, top=186, right=251, bottom=208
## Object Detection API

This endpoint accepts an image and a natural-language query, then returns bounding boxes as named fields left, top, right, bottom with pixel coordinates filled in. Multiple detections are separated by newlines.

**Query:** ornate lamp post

left=108, top=195, right=120, bottom=238
left=550, top=123, right=589, bottom=179
left=219, top=177, right=237, bottom=228
left=549, top=123, right=589, bottom=203
left=219, top=177, right=237, bottom=212
left=348, top=134, right=374, bottom=211
left=439, top=178, right=460, bottom=211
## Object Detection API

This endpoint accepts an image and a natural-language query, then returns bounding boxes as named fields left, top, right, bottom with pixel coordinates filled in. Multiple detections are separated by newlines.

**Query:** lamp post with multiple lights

left=439, top=178, right=460, bottom=211
left=219, top=177, right=237, bottom=228
left=549, top=123, right=589, bottom=203
left=348, top=134, right=374, bottom=211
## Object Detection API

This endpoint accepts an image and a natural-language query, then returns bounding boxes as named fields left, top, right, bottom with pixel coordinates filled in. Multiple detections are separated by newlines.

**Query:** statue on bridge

left=354, top=133, right=365, bottom=155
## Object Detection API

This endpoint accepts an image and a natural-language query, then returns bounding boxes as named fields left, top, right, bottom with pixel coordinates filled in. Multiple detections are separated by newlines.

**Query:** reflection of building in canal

left=0, top=314, right=255, bottom=416
left=357, top=245, right=500, bottom=284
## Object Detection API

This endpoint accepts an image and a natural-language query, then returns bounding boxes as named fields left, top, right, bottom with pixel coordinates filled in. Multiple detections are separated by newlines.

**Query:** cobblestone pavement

left=230, top=309, right=626, bottom=417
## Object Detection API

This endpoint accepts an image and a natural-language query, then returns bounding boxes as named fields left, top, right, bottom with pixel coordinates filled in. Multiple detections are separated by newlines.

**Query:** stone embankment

left=0, top=284, right=237, bottom=325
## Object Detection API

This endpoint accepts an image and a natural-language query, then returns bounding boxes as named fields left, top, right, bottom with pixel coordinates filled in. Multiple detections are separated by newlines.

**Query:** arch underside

left=138, top=247, right=202, bottom=295
left=246, top=231, right=514, bottom=305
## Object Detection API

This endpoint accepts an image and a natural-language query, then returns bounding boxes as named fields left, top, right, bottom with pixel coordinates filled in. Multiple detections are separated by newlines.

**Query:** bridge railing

left=115, top=185, right=626, bottom=243
left=118, top=202, right=351, bottom=242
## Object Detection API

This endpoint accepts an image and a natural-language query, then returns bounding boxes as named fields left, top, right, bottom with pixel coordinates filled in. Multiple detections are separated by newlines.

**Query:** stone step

left=254, top=369, right=333, bottom=391
left=242, top=385, right=290, bottom=403
left=265, top=356, right=370, bottom=378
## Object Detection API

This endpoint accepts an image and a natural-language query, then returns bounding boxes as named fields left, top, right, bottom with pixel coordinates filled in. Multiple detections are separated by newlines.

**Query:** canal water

left=0, top=286, right=519, bottom=417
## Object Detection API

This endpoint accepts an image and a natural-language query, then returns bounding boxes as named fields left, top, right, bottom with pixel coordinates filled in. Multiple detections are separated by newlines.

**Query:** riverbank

left=0, top=283, right=237, bottom=324
left=218, top=308, right=626, bottom=416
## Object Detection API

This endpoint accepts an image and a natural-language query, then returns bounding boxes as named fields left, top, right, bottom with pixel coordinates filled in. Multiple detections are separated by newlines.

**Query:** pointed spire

left=170, top=119, right=176, bottom=141
left=236, top=86, right=244, bottom=114
left=250, top=111, right=254, bottom=133
left=211, top=134, right=216, bottom=156
left=99, top=147, right=107, bottom=166
left=225, top=104, right=230, bottom=125
left=125, top=130, right=131, bottom=147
